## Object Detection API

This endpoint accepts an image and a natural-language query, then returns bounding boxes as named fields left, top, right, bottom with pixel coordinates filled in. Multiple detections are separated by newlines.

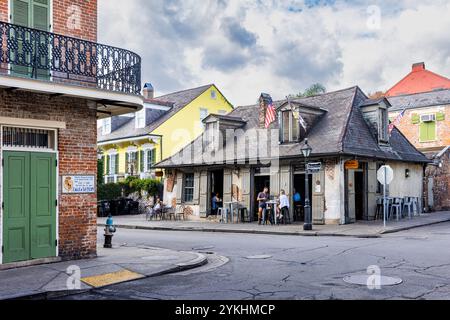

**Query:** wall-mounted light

left=405, top=169, right=410, bottom=178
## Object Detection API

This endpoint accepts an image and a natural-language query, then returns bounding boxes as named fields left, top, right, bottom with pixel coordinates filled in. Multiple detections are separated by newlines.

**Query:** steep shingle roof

left=388, top=89, right=450, bottom=112
left=156, top=86, right=429, bottom=168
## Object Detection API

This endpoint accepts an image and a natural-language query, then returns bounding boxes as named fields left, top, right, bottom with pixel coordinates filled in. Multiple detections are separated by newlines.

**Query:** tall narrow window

left=146, top=149, right=156, bottom=172
left=281, top=111, right=300, bottom=143
left=200, top=108, right=209, bottom=128
left=183, top=173, right=195, bottom=202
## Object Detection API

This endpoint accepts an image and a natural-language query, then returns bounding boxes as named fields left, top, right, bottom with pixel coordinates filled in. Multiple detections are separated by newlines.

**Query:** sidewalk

left=0, top=245, right=207, bottom=300
left=98, top=211, right=450, bottom=238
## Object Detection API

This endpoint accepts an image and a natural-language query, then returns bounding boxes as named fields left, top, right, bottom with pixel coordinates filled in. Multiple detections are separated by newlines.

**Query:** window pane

left=291, top=112, right=299, bottom=142
left=184, top=173, right=195, bottom=202
left=282, top=111, right=290, bottom=142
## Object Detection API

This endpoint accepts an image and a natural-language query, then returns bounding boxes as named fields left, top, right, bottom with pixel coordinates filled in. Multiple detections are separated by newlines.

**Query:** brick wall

left=53, top=0, right=97, bottom=42
left=0, top=89, right=97, bottom=260
left=424, top=150, right=450, bottom=212
left=0, top=0, right=7, bottom=22
left=0, top=0, right=97, bottom=42
left=392, top=106, right=450, bottom=152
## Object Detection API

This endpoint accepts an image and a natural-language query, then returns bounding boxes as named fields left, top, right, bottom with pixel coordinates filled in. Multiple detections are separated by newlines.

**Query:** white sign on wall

left=62, top=175, right=96, bottom=194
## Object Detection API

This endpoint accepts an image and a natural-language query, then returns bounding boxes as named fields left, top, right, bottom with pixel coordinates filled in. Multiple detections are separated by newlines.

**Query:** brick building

left=0, top=0, right=142, bottom=265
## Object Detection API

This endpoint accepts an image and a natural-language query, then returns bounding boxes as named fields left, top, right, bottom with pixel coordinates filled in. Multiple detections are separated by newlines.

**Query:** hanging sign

left=62, top=175, right=95, bottom=194
left=345, top=160, right=359, bottom=170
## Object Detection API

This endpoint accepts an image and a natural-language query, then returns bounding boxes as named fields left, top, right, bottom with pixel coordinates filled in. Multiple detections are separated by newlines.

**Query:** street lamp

left=301, top=139, right=313, bottom=231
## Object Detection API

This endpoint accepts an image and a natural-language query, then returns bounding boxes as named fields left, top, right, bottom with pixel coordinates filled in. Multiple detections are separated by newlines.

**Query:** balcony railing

left=0, top=21, right=141, bottom=95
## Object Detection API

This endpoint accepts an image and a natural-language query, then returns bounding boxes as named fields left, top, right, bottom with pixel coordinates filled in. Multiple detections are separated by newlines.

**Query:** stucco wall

left=324, top=160, right=344, bottom=224
left=387, top=161, right=424, bottom=200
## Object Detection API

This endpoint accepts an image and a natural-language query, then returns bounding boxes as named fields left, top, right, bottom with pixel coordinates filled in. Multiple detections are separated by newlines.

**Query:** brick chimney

left=259, top=93, right=272, bottom=128
left=143, top=83, right=154, bottom=99
left=412, top=62, right=425, bottom=72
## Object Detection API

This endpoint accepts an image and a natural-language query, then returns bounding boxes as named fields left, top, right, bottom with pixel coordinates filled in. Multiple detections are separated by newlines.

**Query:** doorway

left=2, top=151, right=57, bottom=264
left=253, top=175, right=270, bottom=221
left=354, top=171, right=365, bottom=220
left=293, top=173, right=313, bottom=222
left=209, top=169, right=224, bottom=215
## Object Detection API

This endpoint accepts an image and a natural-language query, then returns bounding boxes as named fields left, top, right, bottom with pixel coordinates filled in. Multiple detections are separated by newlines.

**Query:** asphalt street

left=61, top=222, right=450, bottom=300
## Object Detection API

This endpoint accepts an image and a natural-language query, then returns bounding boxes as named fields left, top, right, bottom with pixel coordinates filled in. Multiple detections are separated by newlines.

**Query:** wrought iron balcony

left=0, top=21, right=141, bottom=95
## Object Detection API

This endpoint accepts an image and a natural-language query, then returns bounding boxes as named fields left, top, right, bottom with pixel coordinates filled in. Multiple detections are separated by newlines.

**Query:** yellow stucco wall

left=152, top=85, right=233, bottom=161
left=99, top=85, right=233, bottom=176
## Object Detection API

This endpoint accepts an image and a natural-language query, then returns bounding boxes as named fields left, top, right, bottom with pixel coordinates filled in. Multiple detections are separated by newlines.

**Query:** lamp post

left=301, top=139, right=313, bottom=231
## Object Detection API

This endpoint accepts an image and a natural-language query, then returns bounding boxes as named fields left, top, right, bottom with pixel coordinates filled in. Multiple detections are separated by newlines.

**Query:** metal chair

left=390, top=197, right=403, bottom=221
left=239, top=207, right=251, bottom=223
left=403, top=197, right=414, bottom=219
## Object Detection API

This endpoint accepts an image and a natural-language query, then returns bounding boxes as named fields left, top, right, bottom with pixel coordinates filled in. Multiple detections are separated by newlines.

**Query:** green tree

left=291, top=83, right=327, bottom=98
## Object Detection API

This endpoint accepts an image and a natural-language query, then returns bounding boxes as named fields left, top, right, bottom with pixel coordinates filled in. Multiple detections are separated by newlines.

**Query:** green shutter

left=105, top=155, right=110, bottom=175
left=140, top=150, right=144, bottom=173
left=411, top=114, right=420, bottom=124
left=13, top=0, right=30, bottom=26
left=32, top=0, right=49, bottom=31
left=420, top=121, right=436, bottom=142
left=11, top=0, right=31, bottom=77
left=125, top=153, right=129, bottom=173
left=151, top=149, right=156, bottom=165
left=436, top=112, right=445, bottom=121
left=115, top=154, right=119, bottom=174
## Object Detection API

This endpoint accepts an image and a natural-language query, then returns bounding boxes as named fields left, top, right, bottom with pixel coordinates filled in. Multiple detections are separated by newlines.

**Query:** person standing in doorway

left=211, top=193, right=222, bottom=215
left=257, top=187, right=270, bottom=225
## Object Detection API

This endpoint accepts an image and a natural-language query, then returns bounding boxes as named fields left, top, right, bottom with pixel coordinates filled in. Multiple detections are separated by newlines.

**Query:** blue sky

left=99, top=0, right=450, bottom=105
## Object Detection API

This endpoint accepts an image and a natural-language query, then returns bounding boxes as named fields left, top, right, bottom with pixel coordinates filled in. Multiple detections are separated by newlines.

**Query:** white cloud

left=99, top=0, right=450, bottom=105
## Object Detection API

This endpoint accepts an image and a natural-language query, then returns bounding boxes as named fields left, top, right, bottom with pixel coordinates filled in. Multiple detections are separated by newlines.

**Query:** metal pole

left=383, top=166, right=387, bottom=228
left=304, top=157, right=312, bottom=231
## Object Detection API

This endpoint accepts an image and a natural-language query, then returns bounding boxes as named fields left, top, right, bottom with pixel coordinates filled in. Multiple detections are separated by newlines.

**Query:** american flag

left=389, top=108, right=406, bottom=135
left=265, top=96, right=276, bottom=129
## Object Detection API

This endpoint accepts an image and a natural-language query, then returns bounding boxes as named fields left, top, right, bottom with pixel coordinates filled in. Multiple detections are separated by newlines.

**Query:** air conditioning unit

left=420, top=114, right=436, bottom=122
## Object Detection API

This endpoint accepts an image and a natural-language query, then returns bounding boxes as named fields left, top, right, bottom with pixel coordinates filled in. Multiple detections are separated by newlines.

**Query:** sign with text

left=345, top=160, right=359, bottom=170
left=307, top=162, right=322, bottom=173
left=62, top=175, right=95, bottom=194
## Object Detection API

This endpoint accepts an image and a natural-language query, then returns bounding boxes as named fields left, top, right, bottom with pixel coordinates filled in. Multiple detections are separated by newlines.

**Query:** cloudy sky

left=99, top=0, right=450, bottom=106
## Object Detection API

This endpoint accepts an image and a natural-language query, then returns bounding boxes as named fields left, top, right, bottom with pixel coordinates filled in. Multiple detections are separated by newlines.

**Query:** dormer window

left=135, top=109, right=145, bottom=129
left=378, top=107, right=389, bottom=143
left=280, top=110, right=300, bottom=143
left=102, top=118, right=111, bottom=135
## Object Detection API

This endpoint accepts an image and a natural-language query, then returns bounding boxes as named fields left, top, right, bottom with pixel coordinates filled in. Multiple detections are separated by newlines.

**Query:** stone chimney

left=259, top=93, right=272, bottom=128
left=143, top=83, right=154, bottom=99
left=412, top=62, right=425, bottom=72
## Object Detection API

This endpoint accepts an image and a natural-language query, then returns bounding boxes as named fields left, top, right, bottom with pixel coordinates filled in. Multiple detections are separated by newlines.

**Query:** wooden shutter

left=13, top=0, right=30, bottom=27
left=411, top=114, right=420, bottom=124
left=176, top=172, right=183, bottom=204
left=115, top=154, right=119, bottom=174
left=140, top=150, right=144, bottom=173
left=105, top=155, right=110, bottom=175
left=420, top=122, right=436, bottom=142
left=125, top=153, right=129, bottom=174
left=199, top=171, right=209, bottom=217
left=32, top=0, right=49, bottom=31
left=436, top=112, right=445, bottom=121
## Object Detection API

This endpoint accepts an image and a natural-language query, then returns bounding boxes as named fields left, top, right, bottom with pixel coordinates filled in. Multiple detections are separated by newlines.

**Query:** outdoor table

left=223, top=201, right=239, bottom=224
left=266, top=200, right=279, bottom=225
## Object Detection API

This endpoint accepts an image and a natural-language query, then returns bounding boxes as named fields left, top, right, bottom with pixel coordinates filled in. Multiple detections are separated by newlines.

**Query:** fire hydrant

left=104, top=215, right=116, bottom=248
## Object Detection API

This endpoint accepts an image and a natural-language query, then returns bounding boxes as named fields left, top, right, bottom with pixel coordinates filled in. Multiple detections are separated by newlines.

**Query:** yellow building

left=98, top=83, right=233, bottom=183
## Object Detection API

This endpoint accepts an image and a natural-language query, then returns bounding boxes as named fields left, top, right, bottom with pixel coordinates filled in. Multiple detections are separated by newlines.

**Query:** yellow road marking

left=81, top=269, right=144, bottom=288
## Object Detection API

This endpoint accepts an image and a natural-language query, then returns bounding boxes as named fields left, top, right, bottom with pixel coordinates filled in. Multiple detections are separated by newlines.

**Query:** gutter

left=98, top=134, right=163, bottom=146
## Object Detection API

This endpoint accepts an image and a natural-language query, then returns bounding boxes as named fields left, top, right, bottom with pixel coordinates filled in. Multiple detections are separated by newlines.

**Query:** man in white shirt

left=278, top=190, right=290, bottom=224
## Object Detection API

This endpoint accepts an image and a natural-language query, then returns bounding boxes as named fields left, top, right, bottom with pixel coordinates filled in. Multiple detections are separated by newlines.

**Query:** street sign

left=345, top=160, right=359, bottom=170
left=377, top=165, right=394, bottom=185
left=307, top=162, right=322, bottom=173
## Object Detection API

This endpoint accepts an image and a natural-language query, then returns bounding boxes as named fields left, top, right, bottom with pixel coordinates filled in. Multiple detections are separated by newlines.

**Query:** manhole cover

left=141, top=255, right=180, bottom=261
left=193, top=246, right=215, bottom=251
left=343, top=275, right=403, bottom=286
left=245, top=255, right=272, bottom=260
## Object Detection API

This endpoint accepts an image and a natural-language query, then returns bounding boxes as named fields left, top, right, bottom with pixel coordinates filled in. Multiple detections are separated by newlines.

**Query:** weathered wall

left=0, top=89, right=97, bottom=260
left=424, top=150, right=450, bottom=211
left=391, top=106, right=450, bottom=153
left=324, top=160, right=343, bottom=224
left=387, top=161, right=424, bottom=204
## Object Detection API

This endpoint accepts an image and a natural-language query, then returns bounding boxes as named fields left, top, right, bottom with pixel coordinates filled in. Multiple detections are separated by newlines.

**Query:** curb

left=6, top=251, right=208, bottom=300
left=98, top=223, right=381, bottom=239
left=379, top=218, right=450, bottom=234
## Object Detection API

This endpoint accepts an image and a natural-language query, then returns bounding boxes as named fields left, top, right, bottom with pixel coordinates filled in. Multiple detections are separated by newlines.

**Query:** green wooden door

left=3, top=152, right=31, bottom=263
left=2, top=151, right=56, bottom=264
left=30, top=152, right=56, bottom=260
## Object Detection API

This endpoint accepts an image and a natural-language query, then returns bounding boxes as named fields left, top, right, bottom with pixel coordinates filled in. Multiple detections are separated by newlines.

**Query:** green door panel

left=30, top=153, right=56, bottom=259
left=2, top=151, right=56, bottom=264
left=3, top=152, right=31, bottom=263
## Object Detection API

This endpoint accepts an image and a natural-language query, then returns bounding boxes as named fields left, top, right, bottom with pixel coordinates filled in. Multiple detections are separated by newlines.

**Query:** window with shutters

left=146, top=149, right=156, bottom=172
left=126, top=151, right=138, bottom=175
left=108, top=153, right=118, bottom=175
left=279, top=110, right=300, bottom=143
left=200, top=108, right=208, bottom=129
left=183, top=173, right=194, bottom=202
